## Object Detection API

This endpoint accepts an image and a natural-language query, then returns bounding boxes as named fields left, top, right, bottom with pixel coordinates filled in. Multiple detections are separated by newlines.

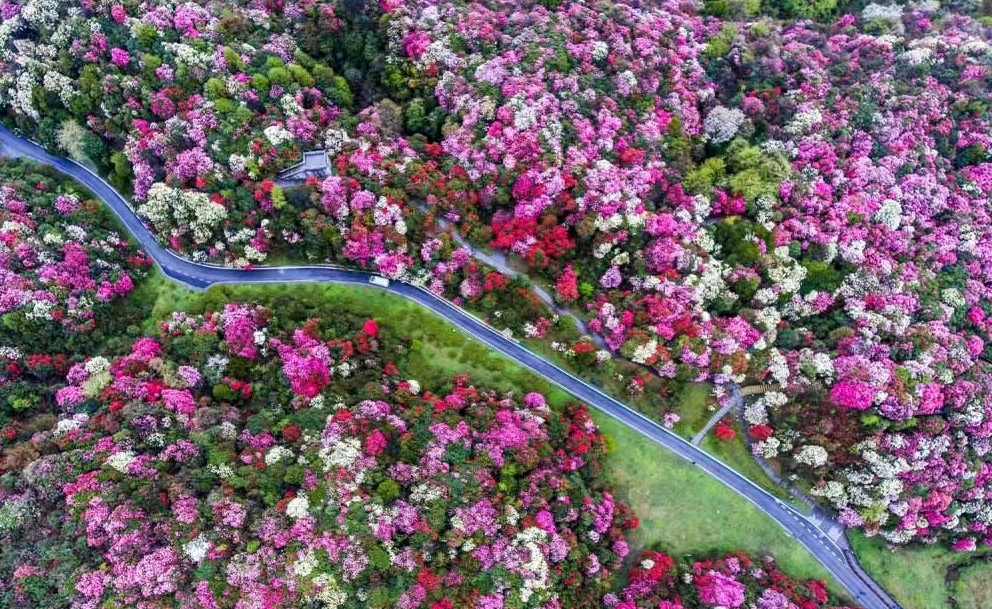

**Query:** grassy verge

left=149, top=281, right=841, bottom=591
left=954, top=562, right=992, bottom=609
left=673, top=382, right=716, bottom=437
left=849, top=531, right=991, bottom=609
left=700, top=428, right=793, bottom=502
left=132, top=271, right=202, bottom=333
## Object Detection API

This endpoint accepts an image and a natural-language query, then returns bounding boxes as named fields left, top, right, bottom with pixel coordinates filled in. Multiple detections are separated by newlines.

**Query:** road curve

left=0, top=124, right=900, bottom=609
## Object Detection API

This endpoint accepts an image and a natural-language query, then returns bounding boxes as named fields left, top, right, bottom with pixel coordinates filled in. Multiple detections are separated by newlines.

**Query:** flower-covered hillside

left=0, top=0, right=413, bottom=263
left=371, top=0, right=992, bottom=550
left=0, top=156, right=151, bottom=434
left=611, top=550, right=854, bottom=609
left=0, top=303, right=637, bottom=608
left=717, top=8, right=992, bottom=548
left=0, top=157, right=148, bottom=336
left=5, top=0, right=992, bottom=552
left=0, top=298, right=857, bottom=609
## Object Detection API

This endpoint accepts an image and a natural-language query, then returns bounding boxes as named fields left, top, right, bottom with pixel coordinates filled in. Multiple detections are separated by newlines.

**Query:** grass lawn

left=601, top=414, right=834, bottom=585
left=954, top=562, right=992, bottom=609
left=700, top=429, right=794, bottom=503
left=153, top=281, right=842, bottom=592
left=672, top=382, right=716, bottom=437
left=849, top=531, right=992, bottom=609
left=134, top=270, right=201, bottom=333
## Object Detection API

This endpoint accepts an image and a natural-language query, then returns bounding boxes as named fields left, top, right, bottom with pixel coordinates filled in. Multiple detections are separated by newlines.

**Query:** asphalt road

left=0, top=124, right=901, bottom=609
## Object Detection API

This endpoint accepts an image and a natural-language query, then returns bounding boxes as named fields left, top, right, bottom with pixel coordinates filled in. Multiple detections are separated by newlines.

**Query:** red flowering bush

left=713, top=422, right=736, bottom=441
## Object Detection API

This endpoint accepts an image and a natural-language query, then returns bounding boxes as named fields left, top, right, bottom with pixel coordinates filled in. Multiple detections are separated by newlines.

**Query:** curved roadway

left=0, top=124, right=900, bottom=609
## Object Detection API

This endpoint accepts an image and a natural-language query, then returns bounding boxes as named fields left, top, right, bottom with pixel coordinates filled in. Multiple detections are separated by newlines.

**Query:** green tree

left=404, top=97, right=430, bottom=135
left=222, top=47, right=245, bottom=71
left=288, top=64, right=315, bottom=87
left=81, top=132, right=108, bottom=166
left=204, top=77, right=229, bottom=100
left=251, top=74, right=270, bottom=95
left=133, top=23, right=158, bottom=49
left=109, top=151, right=132, bottom=190
left=267, top=67, right=293, bottom=87
left=376, top=479, right=401, bottom=502
left=326, top=75, right=354, bottom=109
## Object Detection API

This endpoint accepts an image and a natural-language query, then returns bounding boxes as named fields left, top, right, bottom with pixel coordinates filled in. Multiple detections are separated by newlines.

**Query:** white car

left=368, top=275, right=390, bottom=288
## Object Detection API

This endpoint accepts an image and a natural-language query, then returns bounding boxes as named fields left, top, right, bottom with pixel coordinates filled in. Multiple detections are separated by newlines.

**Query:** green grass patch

left=133, top=270, right=201, bottom=334
left=600, top=414, right=834, bottom=585
left=673, top=382, right=715, bottom=437
left=954, top=562, right=992, bottom=609
left=849, top=531, right=986, bottom=609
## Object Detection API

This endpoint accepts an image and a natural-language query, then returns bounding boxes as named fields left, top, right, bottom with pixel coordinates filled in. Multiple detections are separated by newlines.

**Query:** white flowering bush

left=704, top=106, right=746, bottom=144
left=138, top=182, right=228, bottom=245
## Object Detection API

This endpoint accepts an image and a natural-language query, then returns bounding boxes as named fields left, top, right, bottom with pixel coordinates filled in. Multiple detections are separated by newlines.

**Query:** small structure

left=276, top=150, right=331, bottom=184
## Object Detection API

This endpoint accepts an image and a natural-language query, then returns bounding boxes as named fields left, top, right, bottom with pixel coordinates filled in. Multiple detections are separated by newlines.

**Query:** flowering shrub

left=609, top=550, right=853, bottom=609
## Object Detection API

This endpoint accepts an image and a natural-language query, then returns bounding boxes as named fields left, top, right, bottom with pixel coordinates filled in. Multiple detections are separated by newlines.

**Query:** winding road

left=0, top=124, right=901, bottom=609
